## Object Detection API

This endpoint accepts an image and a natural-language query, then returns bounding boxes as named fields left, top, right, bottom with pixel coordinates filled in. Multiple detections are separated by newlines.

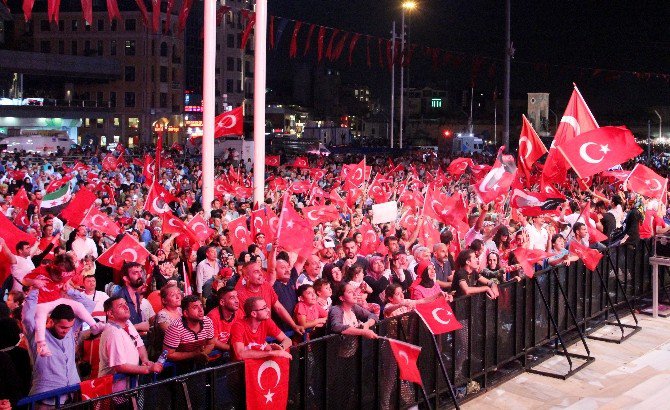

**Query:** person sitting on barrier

left=206, top=286, right=242, bottom=354
left=293, top=284, right=327, bottom=339
left=98, top=296, right=163, bottom=392
left=163, top=295, right=215, bottom=370
left=22, top=287, right=96, bottom=406
left=229, top=296, right=293, bottom=361
left=384, top=282, right=453, bottom=319
left=327, top=282, right=378, bottom=340
left=453, top=249, right=499, bottom=299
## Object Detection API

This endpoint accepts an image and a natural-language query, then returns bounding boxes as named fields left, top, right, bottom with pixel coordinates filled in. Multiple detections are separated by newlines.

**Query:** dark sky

left=267, top=1, right=670, bottom=117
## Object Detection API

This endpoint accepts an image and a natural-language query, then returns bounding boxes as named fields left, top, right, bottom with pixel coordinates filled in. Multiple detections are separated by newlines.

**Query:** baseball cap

left=323, top=237, right=335, bottom=248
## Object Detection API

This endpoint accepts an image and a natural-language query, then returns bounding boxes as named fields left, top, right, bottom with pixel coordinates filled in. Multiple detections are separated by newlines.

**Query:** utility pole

left=390, top=21, right=396, bottom=148
left=252, top=0, right=268, bottom=205
left=503, top=0, right=511, bottom=152
left=201, top=0, right=216, bottom=215
left=399, top=11, right=406, bottom=149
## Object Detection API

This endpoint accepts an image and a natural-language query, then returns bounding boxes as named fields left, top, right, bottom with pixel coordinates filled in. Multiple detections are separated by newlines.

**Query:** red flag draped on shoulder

left=388, top=339, right=423, bottom=386
left=625, top=163, right=667, bottom=202
left=414, top=297, right=462, bottom=335
left=518, top=114, right=547, bottom=183
left=542, top=85, right=598, bottom=185
left=556, top=126, right=642, bottom=180
left=569, top=241, right=603, bottom=271
left=244, top=358, right=290, bottom=410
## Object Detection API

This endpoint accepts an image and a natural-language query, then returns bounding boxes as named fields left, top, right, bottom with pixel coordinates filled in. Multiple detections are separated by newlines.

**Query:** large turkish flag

left=245, top=357, right=290, bottom=410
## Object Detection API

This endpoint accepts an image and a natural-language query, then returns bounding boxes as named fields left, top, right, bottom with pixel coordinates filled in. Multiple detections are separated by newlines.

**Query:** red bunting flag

left=542, top=85, right=598, bottom=185
left=80, top=374, right=113, bottom=400
left=106, top=0, right=121, bottom=21
left=388, top=339, right=423, bottom=386
left=289, top=21, right=302, bottom=58
left=177, top=0, right=193, bottom=33
left=414, top=297, right=462, bottom=335
left=569, top=241, right=603, bottom=271
left=240, top=11, right=256, bottom=49
left=244, top=358, right=290, bottom=410
left=80, top=0, right=93, bottom=24
left=135, top=0, right=150, bottom=27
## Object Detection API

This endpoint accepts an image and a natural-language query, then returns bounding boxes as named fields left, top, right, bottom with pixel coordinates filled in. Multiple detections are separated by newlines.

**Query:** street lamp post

left=399, top=1, right=416, bottom=150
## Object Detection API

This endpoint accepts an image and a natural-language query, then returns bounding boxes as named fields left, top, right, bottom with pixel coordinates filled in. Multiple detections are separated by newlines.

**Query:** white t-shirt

left=11, top=255, right=35, bottom=292
left=71, top=237, right=98, bottom=261
left=98, top=320, right=144, bottom=391
left=526, top=224, right=549, bottom=251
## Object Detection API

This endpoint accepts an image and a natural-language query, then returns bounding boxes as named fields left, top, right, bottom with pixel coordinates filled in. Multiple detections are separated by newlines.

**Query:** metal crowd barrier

left=18, top=241, right=655, bottom=410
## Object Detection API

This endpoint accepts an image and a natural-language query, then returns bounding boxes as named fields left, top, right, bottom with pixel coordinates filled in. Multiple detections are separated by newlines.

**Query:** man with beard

left=318, top=237, right=337, bottom=265
left=206, top=286, right=242, bottom=353
left=334, top=237, right=369, bottom=271
left=163, top=295, right=215, bottom=371
left=113, top=262, right=155, bottom=334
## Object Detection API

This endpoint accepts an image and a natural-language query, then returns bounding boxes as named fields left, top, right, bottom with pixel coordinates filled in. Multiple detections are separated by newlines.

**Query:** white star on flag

left=264, top=390, right=274, bottom=403
left=599, top=144, right=610, bottom=154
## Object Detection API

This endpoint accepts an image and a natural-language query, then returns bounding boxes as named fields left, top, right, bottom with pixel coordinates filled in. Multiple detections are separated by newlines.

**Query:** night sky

left=267, top=1, right=670, bottom=119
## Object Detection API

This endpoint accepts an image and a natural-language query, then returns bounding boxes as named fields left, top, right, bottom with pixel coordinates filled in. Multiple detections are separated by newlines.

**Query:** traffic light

left=443, top=130, right=452, bottom=137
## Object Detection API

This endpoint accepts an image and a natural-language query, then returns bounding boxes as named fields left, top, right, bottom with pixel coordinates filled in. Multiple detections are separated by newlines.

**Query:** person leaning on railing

left=453, top=249, right=499, bottom=300
left=327, top=282, right=378, bottom=339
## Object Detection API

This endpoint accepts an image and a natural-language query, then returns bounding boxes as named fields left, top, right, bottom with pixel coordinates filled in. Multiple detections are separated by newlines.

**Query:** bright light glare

left=402, top=1, right=417, bottom=10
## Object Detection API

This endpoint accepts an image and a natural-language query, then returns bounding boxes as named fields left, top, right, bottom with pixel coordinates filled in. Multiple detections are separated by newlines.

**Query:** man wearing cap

left=318, top=238, right=337, bottom=265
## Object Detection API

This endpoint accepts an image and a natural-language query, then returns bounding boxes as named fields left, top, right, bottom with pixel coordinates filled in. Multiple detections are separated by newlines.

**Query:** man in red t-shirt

left=206, top=286, right=242, bottom=352
left=640, top=204, right=669, bottom=240
left=235, top=261, right=304, bottom=336
left=229, top=296, right=292, bottom=361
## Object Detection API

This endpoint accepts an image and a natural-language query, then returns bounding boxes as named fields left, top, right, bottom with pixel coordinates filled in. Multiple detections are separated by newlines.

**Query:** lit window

left=431, top=98, right=442, bottom=108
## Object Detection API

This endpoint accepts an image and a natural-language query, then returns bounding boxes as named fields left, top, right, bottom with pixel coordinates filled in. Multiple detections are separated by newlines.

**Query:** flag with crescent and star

left=512, top=248, right=554, bottom=278
left=447, top=157, right=474, bottom=177
left=276, top=194, right=314, bottom=256
left=542, top=85, right=599, bottom=186
left=214, top=106, right=244, bottom=137
left=473, top=146, right=517, bottom=204
left=556, top=126, right=642, bottom=180
left=187, top=214, right=216, bottom=242
left=518, top=114, right=547, bottom=184
left=60, top=187, right=97, bottom=227
left=624, top=163, right=667, bottom=202
left=414, top=297, right=462, bottom=335
left=144, top=181, right=177, bottom=216
left=244, top=357, right=290, bottom=410
left=97, top=234, right=150, bottom=269
left=79, top=374, right=113, bottom=401
left=227, top=216, right=252, bottom=257
left=388, top=339, right=423, bottom=386
left=81, top=207, right=121, bottom=237
left=569, top=241, right=603, bottom=272
left=510, top=188, right=565, bottom=217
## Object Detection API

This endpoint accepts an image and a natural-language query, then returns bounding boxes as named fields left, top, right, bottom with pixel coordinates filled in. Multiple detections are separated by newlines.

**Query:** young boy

left=313, top=279, right=332, bottom=311
left=293, top=284, right=327, bottom=339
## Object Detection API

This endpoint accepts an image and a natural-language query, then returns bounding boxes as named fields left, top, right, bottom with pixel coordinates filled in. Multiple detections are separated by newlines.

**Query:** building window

left=96, top=118, right=104, bottom=127
left=110, top=40, right=116, bottom=55
left=59, top=20, right=64, bottom=31
left=71, top=20, right=78, bottom=32
left=128, top=117, right=139, bottom=129
left=97, top=40, right=103, bottom=56
left=84, top=118, right=90, bottom=127
left=431, top=98, right=442, bottom=108
left=226, top=79, right=233, bottom=93
left=159, top=93, right=167, bottom=108
left=40, top=41, right=51, bottom=53
left=58, top=41, right=64, bottom=54
left=125, top=40, right=136, bottom=56
left=227, top=34, right=234, bottom=48
left=71, top=40, right=78, bottom=55
left=40, top=20, right=50, bottom=31
left=124, top=92, right=136, bottom=107
left=124, top=66, right=136, bottom=82
left=84, top=40, right=91, bottom=54
left=125, top=19, right=136, bottom=31
left=227, top=57, right=234, bottom=71
left=113, top=117, right=120, bottom=126
left=110, top=92, right=116, bottom=108
left=160, top=42, right=168, bottom=57
left=151, top=67, right=155, bottom=82
left=111, top=20, right=117, bottom=31
left=97, top=19, right=104, bottom=31
left=160, top=66, right=168, bottom=82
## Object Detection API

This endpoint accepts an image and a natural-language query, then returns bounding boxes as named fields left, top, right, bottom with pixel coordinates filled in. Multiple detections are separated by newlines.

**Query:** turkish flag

left=341, top=159, right=370, bottom=187
left=422, top=189, right=466, bottom=227
left=625, top=163, right=667, bottom=201
left=557, top=126, right=642, bottom=180
left=329, top=189, right=347, bottom=209
left=244, top=358, right=290, bottom=410
left=144, top=182, right=177, bottom=215
left=518, top=114, right=547, bottom=182
left=227, top=216, right=252, bottom=257
left=11, top=187, right=30, bottom=210
left=510, top=188, right=565, bottom=217
left=388, top=339, right=423, bottom=386
left=417, top=218, right=440, bottom=247
left=398, top=189, right=422, bottom=209
left=399, top=209, right=419, bottom=232
left=303, top=205, right=340, bottom=227
left=266, top=155, right=281, bottom=167
left=367, top=174, right=391, bottom=204
left=291, top=156, right=309, bottom=169
left=97, top=235, right=150, bottom=269
left=13, top=209, right=30, bottom=229
left=73, top=161, right=90, bottom=173
left=214, top=106, right=244, bottom=137
left=0, top=212, right=37, bottom=251
left=474, top=146, right=517, bottom=204
left=309, top=168, right=326, bottom=181
left=358, top=221, right=380, bottom=255
left=60, top=187, right=97, bottom=227
left=46, top=176, right=73, bottom=193
left=290, top=180, right=312, bottom=194
left=101, top=153, right=120, bottom=171
left=542, top=85, right=599, bottom=185
left=414, top=297, right=462, bottom=335
left=447, top=157, right=474, bottom=177
left=512, top=248, right=553, bottom=278
left=142, top=154, right=155, bottom=183
left=161, top=212, right=198, bottom=242
left=342, top=180, right=362, bottom=209
left=569, top=241, right=603, bottom=272
left=80, top=374, right=113, bottom=401
left=187, top=214, right=215, bottom=242
left=577, top=176, right=593, bottom=191
left=81, top=207, right=121, bottom=237
left=276, top=195, right=314, bottom=256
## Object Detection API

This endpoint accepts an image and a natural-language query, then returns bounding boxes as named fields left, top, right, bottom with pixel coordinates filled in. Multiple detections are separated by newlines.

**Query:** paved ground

left=464, top=312, right=670, bottom=409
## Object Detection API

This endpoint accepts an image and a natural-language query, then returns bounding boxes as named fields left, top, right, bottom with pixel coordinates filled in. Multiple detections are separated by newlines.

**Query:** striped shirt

left=163, top=317, right=214, bottom=352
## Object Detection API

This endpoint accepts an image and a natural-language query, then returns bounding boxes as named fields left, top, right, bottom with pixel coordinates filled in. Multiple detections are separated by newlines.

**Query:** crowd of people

left=0, top=144, right=668, bottom=409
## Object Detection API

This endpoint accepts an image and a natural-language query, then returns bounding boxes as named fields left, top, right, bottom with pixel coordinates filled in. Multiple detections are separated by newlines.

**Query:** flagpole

left=252, top=0, right=268, bottom=206
left=201, top=0, right=216, bottom=217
